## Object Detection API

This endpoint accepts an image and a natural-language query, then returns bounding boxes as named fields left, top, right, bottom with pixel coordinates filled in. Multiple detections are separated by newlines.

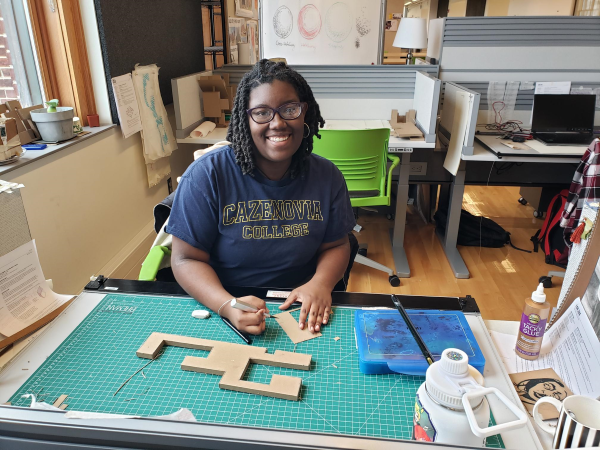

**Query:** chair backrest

left=312, top=128, right=390, bottom=204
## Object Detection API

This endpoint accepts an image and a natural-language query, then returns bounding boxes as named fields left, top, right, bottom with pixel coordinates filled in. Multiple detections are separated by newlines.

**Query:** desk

left=437, top=141, right=581, bottom=279
left=0, top=279, right=541, bottom=449
left=475, top=134, right=591, bottom=158
left=177, top=121, right=436, bottom=279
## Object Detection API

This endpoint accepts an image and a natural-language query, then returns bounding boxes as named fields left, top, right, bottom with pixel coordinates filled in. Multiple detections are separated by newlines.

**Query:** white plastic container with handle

left=412, top=348, right=528, bottom=446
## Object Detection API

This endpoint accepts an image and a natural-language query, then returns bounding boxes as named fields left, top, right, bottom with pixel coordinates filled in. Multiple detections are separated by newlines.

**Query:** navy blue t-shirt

left=166, top=146, right=356, bottom=288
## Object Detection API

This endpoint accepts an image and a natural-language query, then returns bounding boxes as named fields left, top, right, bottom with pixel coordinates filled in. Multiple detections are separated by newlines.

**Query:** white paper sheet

left=534, top=82, right=571, bottom=95
left=111, top=74, right=143, bottom=139
left=519, top=81, right=535, bottom=91
left=443, top=91, right=472, bottom=176
left=490, top=298, right=600, bottom=398
left=487, top=81, right=506, bottom=123
left=0, top=240, right=72, bottom=337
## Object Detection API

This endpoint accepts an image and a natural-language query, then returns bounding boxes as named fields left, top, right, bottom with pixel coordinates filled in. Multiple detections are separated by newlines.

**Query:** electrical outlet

left=410, top=162, right=427, bottom=175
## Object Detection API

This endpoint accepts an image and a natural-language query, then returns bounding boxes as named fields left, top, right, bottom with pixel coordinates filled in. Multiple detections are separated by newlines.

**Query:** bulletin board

left=261, top=0, right=384, bottom=65
left=93, top=0, right=206, bottom=123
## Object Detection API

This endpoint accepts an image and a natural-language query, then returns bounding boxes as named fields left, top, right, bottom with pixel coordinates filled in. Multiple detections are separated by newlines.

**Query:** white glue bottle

left=515, top=283, right=551, bottom=360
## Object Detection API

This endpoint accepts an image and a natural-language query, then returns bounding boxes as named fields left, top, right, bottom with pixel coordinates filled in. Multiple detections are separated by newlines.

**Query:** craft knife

left=231, top=298, right=278, bottom=319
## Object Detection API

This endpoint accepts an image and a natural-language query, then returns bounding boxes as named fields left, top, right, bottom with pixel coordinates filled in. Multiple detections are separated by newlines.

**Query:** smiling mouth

left=267, top=135, right=290, bottom=142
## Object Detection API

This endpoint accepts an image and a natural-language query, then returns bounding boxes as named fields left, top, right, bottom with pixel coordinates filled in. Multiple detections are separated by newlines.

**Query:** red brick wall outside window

left=0, top=6, right=20, bottom=102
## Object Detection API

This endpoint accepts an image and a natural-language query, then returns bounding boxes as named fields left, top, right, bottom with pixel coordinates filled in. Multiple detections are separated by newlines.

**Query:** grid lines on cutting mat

left=8, top=293, right=503, bottom=447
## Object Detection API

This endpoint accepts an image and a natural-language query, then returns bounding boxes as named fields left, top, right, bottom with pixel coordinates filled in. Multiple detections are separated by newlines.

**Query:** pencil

left=391, top=295, right=435, bottom=366
left=221, top=316, right=252, bottom=345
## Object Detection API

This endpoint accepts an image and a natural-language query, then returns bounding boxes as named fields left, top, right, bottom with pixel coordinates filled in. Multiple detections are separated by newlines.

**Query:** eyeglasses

left=246, top=102, right=307, bottom=124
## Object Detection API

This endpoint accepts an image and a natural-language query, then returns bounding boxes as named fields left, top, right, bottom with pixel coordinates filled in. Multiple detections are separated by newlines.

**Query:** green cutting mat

left=10, top=293, right=503, bottom=447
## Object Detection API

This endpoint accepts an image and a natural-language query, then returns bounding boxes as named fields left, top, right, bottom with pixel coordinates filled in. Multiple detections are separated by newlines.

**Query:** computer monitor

left=531, top=94, right=596, bottom=134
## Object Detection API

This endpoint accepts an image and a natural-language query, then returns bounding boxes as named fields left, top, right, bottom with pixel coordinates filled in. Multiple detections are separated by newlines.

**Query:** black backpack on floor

left=434, top=209, right=531, bottom=252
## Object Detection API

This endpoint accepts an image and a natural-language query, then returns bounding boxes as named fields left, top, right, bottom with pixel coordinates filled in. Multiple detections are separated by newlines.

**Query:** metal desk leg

left=436, top=161, right=470, bottom=278
left=390, top=152, right=411, bottom=278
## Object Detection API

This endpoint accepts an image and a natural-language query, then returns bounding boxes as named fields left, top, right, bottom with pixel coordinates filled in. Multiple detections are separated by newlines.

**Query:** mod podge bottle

left=413, top=348, right=527, bottom=446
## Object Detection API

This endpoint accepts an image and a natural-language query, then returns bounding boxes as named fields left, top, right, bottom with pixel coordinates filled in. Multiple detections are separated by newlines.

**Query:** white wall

left=508, top=0, right=575, bottom=15
left=448, top=0, right=468, bottom=17
left=406, top=0, right=431, bottom=18
left=4, top=130, right=169, bottom=294
left=485, top=0, right=511, bottom=16
left=384, top=0, right=406, bottom=53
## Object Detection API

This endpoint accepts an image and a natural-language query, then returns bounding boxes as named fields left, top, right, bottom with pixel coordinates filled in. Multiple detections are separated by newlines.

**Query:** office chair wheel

left=538, top=276, right=552, bottom=289
left=389, top=275, right=401, bottom=287
left=533, top=210, right=544, bottom=218
left=518, top=197, right=528, bottom=206
left=358, top=248, right=367, bottom=257
left=386, top=213, right=394, bottom=220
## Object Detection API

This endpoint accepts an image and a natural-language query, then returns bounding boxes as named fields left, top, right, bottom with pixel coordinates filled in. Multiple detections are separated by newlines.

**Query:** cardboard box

left=198, top=75, right=233, bottom=124
left=3, top=107, right=36, bottom=145
left=0, top=117, right=22, bottom=161
left=390, top=109, right=423, bottom=139
left=203, top=91, right=225, bottom=118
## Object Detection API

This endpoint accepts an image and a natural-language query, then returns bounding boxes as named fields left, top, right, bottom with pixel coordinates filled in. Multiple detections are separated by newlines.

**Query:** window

left=0, top=0, right=95, bottom=124
left=0, top=0, right=43, bottom=107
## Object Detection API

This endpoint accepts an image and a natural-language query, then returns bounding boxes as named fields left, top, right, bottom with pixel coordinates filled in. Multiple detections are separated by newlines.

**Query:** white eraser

left=192, top=310, right=210, bottom=319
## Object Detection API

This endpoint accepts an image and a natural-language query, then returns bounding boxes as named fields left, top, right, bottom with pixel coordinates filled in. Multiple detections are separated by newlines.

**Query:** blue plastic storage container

left=354, top=309, right=485, bottom=376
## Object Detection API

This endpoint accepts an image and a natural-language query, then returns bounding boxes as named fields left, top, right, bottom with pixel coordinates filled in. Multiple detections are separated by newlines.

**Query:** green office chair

left=312, top=128, right=401, bottom=286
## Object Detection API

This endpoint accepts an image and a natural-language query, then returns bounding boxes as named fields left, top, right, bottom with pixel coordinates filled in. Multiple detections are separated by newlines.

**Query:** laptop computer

left=532, top=94, right=596, bottom=146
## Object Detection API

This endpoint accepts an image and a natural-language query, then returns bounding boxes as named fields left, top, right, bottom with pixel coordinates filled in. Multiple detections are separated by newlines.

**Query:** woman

left=167, top=60, right=356, bottom=335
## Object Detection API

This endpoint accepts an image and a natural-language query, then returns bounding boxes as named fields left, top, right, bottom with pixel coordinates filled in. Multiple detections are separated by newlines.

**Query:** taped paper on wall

left=111, top=74, right=143, bottom=139
left=487, top=81, right=506, bottom=123
left=132, top=64, right=177, bottom=187
left=519, top=82, right=535, bottom=91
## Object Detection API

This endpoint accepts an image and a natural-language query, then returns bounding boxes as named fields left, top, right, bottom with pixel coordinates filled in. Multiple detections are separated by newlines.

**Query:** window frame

left=25, top=0, right=96, bottom=125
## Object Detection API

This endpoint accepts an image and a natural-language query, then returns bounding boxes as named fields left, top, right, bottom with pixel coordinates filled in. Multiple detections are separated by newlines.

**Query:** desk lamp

left=393, top=18, right=427, bottom=65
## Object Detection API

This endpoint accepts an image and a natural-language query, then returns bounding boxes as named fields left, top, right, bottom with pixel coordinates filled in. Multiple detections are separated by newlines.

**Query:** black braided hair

left=226, top=59, right=325, bottom=178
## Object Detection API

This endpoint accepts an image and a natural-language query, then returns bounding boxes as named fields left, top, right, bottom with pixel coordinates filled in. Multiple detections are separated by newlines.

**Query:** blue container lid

left=354, top=309, right=485, bottom=376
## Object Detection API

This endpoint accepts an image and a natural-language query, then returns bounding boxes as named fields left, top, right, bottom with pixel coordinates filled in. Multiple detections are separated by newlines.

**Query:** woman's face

left=529, top=381, right=569, bottom=402
left=247, top=80, right=307, bottom=166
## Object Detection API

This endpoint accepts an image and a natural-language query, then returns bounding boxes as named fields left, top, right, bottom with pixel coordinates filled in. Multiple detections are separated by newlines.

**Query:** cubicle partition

left=437, top=16, right=600, bottom=126
left=172, top=64, right=440, bottom=141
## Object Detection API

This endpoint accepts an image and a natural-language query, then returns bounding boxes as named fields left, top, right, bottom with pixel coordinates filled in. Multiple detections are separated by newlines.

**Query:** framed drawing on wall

left=235, top=0, right=253, bottom=18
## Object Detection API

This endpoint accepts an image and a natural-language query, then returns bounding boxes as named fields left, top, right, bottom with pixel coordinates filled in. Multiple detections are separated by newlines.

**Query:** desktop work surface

left=0, top=280, right=542, bottom=450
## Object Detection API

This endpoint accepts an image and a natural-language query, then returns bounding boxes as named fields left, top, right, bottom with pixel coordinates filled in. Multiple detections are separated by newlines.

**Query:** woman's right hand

left=222, top=295, right=268, bottom=335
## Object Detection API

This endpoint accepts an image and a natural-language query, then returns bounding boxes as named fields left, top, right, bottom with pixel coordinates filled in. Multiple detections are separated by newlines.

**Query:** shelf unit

left=201, top=0, right=227, bottom=69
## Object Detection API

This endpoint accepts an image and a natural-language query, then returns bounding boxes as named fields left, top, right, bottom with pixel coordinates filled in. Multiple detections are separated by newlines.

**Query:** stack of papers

left=490, top=298, right=600, bottom=398
left=0, top=240, right=72, bottom=340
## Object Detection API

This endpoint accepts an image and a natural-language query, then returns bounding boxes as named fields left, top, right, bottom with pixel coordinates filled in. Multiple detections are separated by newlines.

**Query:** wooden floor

left=347, top=185, right=562, bottom=321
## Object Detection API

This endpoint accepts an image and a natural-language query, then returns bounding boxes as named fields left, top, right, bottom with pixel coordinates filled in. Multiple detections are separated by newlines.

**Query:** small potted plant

left=30, top=99, right=75, bottom=142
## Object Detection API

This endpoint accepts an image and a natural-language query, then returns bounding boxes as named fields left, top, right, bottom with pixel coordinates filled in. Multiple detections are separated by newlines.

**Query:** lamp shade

left=393, top=18, right=428, bottom=49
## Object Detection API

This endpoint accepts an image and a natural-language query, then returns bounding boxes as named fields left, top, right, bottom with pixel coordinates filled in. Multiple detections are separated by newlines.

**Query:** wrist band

left=218, top=298, right=235, bottom=316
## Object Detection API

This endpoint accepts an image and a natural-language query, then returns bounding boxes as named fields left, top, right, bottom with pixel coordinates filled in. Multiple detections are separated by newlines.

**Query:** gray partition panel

left=442, top=16, right=600, bottom=47
left=442, top=82, right=600, bottom=111
left=215, top=65, right=440, bottom=99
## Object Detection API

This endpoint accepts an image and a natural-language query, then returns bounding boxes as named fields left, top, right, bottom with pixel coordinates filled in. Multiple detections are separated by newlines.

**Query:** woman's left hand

left=278, top=281, right=332, bottom=333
